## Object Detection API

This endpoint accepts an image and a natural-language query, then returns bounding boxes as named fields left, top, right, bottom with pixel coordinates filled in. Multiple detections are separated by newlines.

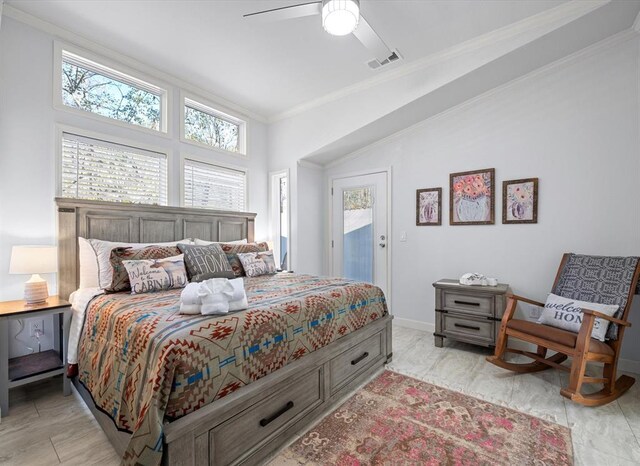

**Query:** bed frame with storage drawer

left=56, top=198, right=393, bottom=465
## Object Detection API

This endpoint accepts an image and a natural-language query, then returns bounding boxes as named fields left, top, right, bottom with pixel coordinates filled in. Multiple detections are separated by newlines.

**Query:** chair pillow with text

left=538, top=293, right=619, bottom=342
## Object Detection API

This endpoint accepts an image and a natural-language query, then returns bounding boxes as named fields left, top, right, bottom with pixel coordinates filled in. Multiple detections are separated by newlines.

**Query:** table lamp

left=9, top=245, right=57, bottom=304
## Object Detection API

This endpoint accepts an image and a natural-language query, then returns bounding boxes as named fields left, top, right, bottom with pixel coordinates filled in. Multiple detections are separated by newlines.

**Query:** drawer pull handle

left=454, top=300, right=480, bottom=307
left=454, top=323, right=481, bottom=331
left=351, top=352, right=369, bottom=365
left=259, top=401, right=294, bottom=427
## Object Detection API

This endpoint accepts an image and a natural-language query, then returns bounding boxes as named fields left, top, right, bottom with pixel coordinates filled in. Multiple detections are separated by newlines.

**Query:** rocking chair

left=487, top=253, right=640, bottom=406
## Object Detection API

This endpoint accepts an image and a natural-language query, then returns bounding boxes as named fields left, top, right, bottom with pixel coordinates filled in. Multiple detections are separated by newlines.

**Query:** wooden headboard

left=55, top=198, right=256, bottom=299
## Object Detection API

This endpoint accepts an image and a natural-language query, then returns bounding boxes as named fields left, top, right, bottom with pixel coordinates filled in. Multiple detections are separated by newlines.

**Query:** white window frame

left=55, top=124, right=173, bottom=203
left=179, top=153, right=249, bottom=212
left=53, top=41, right=171, bottom=137
left=180, top=91, right=248, bottom=157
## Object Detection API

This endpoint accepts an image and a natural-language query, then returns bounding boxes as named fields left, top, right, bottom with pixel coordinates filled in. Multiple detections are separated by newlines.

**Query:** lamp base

left=24, top=275, right=49, bottom=305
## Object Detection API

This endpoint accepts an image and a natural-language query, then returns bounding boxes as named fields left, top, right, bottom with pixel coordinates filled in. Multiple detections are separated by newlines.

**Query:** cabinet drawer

left=443, top=291, right=494, bottom=317
left=211, top=367, right=323, bottom=465
left=330, top=332, right=383, bottom=394
left=442, top=314, right=494, bottom=343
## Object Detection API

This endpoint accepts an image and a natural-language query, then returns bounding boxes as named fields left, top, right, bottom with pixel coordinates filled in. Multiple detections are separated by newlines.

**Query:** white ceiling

left=6, top=0, right=567, bottom=118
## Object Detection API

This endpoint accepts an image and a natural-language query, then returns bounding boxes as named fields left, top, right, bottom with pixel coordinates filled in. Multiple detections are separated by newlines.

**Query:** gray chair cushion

left=552, top=254, right=639, bottom=340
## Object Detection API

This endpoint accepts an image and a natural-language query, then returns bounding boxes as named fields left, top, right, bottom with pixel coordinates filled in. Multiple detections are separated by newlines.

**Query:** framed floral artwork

left=449, top=168, right=495, bottom=225
left=503, top=178, right=538, bottom=224
left=416, top=188, right=442, bottom=226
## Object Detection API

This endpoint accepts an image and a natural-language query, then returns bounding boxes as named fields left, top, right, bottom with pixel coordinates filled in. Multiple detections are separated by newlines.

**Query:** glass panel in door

left=279, top=176, right=288, bottom=270
left=342, top=187, right=373, bottom=283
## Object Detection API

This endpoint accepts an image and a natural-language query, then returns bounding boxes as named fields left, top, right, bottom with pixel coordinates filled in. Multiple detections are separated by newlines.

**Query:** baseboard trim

left=392, top=318, right=640, bottom=375
left=393, top=317, right=435, bottom=334
left=619, top=358, right=640, bottom=375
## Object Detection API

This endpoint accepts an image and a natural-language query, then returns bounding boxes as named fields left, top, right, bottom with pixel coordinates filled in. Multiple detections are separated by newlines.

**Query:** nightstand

left=433, top=279, right=509, bottom=348
left=0, top=296, right=71, bottom=418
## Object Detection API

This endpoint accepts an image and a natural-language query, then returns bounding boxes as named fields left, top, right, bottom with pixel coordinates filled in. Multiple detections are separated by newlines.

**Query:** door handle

left=379, top=243, right=386, bottom=248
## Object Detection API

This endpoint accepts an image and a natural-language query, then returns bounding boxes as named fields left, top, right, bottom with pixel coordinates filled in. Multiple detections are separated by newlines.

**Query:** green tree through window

left=62, top=60, right=161, bottom=130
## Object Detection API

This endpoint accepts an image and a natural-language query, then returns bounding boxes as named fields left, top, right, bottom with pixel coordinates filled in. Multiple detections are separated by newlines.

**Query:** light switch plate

left=400, top=231, right=407, bottom=242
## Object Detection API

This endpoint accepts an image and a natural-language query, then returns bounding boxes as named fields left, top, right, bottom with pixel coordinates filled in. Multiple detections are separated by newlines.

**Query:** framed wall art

left=450, top=168, right=495, bottom=225
left=416, top=188, right=442, bottom=226
left=503, top=178, right=538, bottom=224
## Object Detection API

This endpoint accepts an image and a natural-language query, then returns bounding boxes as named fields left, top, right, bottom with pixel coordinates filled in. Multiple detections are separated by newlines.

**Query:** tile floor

left=1, top=325, right=638, bottom=465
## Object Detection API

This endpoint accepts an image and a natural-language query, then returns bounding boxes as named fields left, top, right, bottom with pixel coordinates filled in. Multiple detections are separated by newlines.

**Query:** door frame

left=327, top=166, right=392, bottom=312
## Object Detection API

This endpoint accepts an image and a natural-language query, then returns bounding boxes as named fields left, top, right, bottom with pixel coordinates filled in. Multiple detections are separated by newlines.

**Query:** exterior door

left=331, top=172, right=388, bottom=295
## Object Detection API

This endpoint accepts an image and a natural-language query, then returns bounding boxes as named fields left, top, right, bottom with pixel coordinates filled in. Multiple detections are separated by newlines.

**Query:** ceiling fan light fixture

left=322, top=0, right=360, bottom=36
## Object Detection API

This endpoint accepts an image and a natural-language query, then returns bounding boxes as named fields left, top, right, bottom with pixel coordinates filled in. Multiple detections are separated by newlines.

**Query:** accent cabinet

left=433, top=279, right=509, bottom=348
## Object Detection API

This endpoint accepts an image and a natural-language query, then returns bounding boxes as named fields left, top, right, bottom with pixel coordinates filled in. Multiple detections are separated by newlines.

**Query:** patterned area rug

left=274, top=370, right=573, bottom=465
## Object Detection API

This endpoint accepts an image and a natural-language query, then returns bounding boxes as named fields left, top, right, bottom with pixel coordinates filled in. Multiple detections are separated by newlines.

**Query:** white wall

left=0, top=17, right=269, bottom=357
left=326, top=35, right=640, bottom=364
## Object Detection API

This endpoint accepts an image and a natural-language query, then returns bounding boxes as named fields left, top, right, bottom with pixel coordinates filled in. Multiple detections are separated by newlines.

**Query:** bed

left=56, top=198, right=393, bottom=466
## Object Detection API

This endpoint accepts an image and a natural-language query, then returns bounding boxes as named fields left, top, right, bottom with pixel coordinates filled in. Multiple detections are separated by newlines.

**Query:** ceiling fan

left=243, top=0, right=400, bottom=68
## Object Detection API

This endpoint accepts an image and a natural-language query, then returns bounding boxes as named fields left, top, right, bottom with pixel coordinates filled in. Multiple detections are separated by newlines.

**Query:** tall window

left=183, top=98, right=245, bottom=154
left=61, top=132, right=168, bottom=205
left=60, top=50, right=166, bottom=131
left=183, top=159, right=247, bottom=211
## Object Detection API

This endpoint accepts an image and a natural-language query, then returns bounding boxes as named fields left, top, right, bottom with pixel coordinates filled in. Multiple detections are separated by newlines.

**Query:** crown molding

left=323, top=28, right=638, bottom=170
left=268, top=0, right=609, bottom=123
left=297, top=159, right=323, bottom=170
left=1, top=3, right=269, bottom=124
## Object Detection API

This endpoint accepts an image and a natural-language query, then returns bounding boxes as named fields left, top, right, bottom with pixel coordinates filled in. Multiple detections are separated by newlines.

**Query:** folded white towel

left=201, top=294, right=230, bottom=315
left=181, top=282, right=201, bottom=305
left=179, top=303, right=202, bottom=315
left=180, top=277, right=247, bottom=315
left=198, top=278, right=234, bottom=300
left=228, top=296, right=249, bottom=312
left=228, top=278, right=246, bottom=302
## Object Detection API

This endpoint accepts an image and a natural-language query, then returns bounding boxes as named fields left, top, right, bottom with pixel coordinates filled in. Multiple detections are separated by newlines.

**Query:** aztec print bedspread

left=77, top=273, right=387, bottom=465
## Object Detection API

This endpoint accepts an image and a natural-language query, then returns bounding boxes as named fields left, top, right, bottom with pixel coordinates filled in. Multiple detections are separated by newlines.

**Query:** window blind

left=61, top=132, right=168, bottom=205
left=183, top=159, right=246, bottom=211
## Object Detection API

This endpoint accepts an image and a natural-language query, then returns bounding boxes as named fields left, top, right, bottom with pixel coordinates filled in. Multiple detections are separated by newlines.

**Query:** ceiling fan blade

left=352, top=15, right=392, bottom=62
left=243, top=1, right=322, bottom=22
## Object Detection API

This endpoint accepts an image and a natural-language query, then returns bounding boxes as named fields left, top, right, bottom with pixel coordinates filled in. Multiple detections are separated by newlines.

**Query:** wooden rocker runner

left=487, top=253, right=640, bottom=407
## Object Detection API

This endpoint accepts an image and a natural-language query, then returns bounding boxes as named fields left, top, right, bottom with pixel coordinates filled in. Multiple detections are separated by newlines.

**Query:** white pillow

left=80, top=237, right=193, bottom=290
left=79, top=237, right=100, bottom=289
left=538, top=293, right=619, bottom=342
left=195, top=238, right=248, bottom=246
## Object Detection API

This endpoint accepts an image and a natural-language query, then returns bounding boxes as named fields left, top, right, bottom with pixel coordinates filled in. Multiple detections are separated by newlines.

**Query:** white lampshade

left=322, top=0, right=360, bottom=36
left=9, top=246, right=58, bottom=275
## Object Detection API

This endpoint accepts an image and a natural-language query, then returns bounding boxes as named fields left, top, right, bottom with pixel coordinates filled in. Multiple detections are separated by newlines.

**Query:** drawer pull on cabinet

left=454, top=323, right=481, bottom=331
left=259, top=401, right=294, bottom=427
left=454, top=300, right=480, bottom=307
left=351, top=352, right=369, bottom=365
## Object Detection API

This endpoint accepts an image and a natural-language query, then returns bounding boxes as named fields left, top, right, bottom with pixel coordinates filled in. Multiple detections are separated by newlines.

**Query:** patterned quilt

left=77, top=273, right=388, bottom=465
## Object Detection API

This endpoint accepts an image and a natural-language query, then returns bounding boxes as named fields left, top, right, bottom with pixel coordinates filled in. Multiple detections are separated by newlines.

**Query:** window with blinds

left=61, top=133, right=168, bottom=205
left=183, top=159, right=246, bottom=211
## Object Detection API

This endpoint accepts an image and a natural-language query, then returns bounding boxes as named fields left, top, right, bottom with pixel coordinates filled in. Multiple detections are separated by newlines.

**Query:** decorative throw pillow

left=106, top=245, right=181, bottom=293
left=177, top=243, right=235, bottom=281
left=218, top=242, right=270, bottom=277
left=123, top=255, right=188, bottom=294
left=87, top=238, right=192, bottom=289
left=237, top=251, right=277, bottom=277
left=538, top=293, right=619, bottom=342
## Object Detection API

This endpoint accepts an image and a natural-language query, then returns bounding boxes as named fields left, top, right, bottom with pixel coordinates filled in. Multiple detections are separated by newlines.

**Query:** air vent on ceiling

left=367, top=50, right=402, bottom=70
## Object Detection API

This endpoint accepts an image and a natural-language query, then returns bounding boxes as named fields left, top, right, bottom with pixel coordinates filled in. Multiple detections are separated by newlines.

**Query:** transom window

left=183, top=158, right=247, bottom=211
left=61, top=132, right=168, bottom=205
left=61, top=50, right=167, bottom=132
left=183, top=98, right=245, bottom=154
